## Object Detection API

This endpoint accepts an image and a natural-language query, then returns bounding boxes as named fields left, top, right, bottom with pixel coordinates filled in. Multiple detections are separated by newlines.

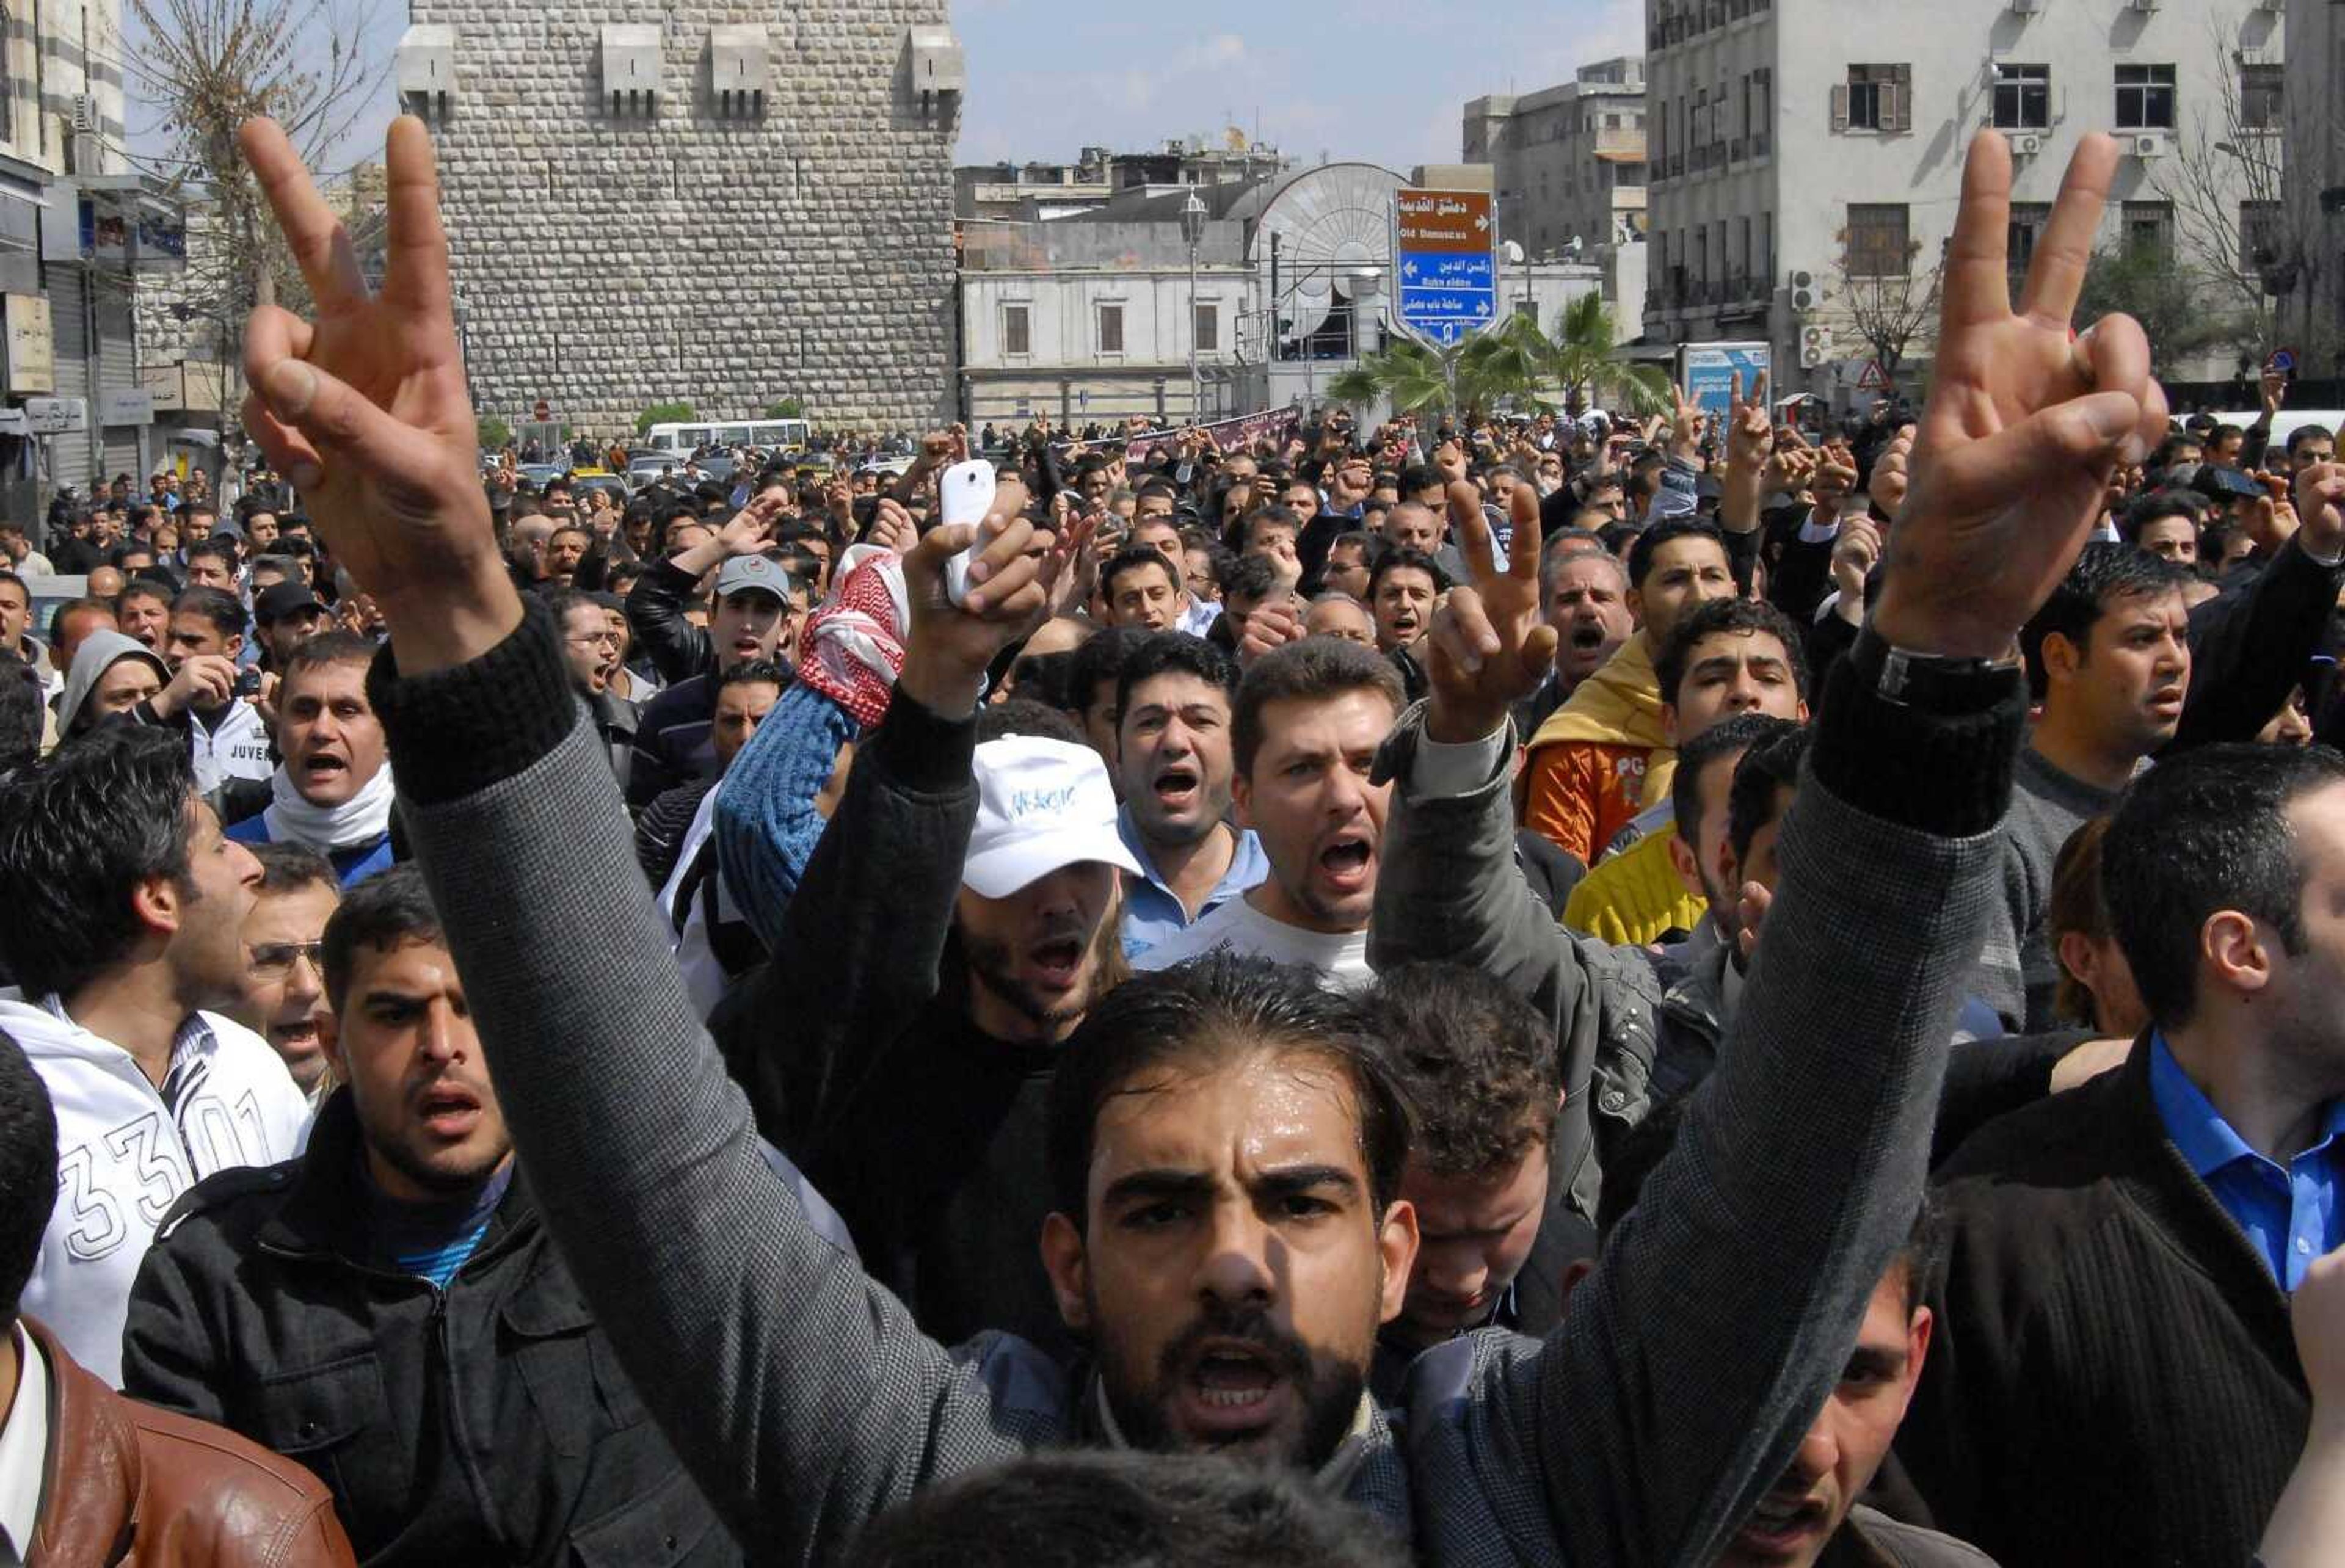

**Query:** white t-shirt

left=1131, top=895, right=1373, bottom=990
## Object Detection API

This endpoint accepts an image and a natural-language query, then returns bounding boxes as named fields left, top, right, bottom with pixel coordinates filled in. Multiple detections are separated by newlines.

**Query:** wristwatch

left=1852, top=628, right=2021, bottom=711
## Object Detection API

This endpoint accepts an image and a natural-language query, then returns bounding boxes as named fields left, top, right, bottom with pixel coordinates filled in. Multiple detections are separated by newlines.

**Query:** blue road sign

left=1681, top=342, right=1771, bottom=421
left=1397, top=253, right=1496, bottom=347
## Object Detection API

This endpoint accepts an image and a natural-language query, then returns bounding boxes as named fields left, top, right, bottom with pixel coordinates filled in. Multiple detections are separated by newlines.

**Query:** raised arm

left=710, top=512, right=1059, bottom=1154
left=625, top=493, right=787, bottom=685
left=2170, top=487, right=2345, bottom=752
left=1422, top=131, right=2170, bottom=1566
left=1370, top=479, right=1624, bottom=1202
left=230, top=114, right=1059, bottom=1561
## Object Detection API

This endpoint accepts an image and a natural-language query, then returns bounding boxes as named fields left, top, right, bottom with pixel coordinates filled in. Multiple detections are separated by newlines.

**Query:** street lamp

left=1181, top=192, right=1208, bottom=421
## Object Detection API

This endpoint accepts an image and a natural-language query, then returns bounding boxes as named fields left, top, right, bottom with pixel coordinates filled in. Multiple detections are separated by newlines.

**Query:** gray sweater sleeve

left=1389, top=650, right=2023, bottom=1566
left=1366, top=706, right=1612, bottom=1214
left=369, top=605, right=1045, bottom=1564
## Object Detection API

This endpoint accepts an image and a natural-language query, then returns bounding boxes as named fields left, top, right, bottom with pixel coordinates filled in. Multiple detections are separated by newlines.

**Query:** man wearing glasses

left=234, top=841, right=342, bottom=1102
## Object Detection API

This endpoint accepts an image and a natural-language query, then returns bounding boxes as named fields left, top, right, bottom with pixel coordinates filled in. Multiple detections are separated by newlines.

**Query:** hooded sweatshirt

left=54, top=629, right=170, bottom=740
left=1521, top=634, right=1676, bottom=865
left=1, top=995, right=311, bottom=1385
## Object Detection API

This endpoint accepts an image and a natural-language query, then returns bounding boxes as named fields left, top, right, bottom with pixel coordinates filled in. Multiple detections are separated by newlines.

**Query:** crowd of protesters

left=10, top=115, right=2345, bottom=1566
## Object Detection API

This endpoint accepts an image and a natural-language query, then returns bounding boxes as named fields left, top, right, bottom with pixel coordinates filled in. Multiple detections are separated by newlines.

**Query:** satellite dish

left=1254, top=164, right=1402, bottom=343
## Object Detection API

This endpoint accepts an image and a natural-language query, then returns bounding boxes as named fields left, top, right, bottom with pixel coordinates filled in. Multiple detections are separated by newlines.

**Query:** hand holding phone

left=939, top=459, right=998, bottom=608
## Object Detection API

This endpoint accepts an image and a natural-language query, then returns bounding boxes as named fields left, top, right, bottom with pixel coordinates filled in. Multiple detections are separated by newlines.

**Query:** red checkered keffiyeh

left=793, top=544, right=910, bottom=728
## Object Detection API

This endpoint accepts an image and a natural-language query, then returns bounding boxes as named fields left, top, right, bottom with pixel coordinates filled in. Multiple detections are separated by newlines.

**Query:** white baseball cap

left=962, top=736, right=1143, bottom=899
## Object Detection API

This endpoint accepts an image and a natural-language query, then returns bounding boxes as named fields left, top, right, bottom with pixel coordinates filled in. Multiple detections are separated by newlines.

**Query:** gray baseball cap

left=714, top=554, right=793, bottom=603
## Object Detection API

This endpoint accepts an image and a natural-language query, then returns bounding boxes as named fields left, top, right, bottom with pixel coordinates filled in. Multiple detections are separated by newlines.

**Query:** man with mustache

left=1109, top=633, right=1266, bottom=962
left=1510, top=540, right=1635, bottom=738
left=122, top=868, right=738, bottom=1566
left=227, top=633, right=398, bottom=886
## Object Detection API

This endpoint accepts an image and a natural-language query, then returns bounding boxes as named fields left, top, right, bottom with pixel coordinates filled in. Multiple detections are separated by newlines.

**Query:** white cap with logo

left=962, top=736, right=1144, bottom=899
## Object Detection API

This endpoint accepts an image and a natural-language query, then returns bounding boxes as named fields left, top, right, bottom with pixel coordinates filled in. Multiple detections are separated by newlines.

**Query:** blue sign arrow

left=1396, top=248, right=1496, bottom=348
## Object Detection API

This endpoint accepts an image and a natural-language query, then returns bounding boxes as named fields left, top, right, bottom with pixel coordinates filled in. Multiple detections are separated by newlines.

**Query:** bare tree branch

left=1831, top=230, right=1943, bottom=383
left=99, top=0, right=387, bottom=412
left=2150, top=7, right=2335, bottom=371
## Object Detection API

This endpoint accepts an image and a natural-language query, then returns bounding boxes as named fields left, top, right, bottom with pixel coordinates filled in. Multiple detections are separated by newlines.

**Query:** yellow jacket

left=1521, top=637, right=1676, bottom=863
left=1563, top=821, right=1707, bottom=947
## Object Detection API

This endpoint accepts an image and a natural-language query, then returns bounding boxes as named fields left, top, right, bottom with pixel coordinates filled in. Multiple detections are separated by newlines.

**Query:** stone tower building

left=396, top=2, right=963, bottom=437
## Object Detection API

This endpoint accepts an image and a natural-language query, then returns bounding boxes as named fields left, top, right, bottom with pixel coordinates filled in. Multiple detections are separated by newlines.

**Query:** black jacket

left=1899, top=1037, right=2307, bottom=1567
left=120, top=1092, right=739, bottom=1567
left=625, top=557, right=719, bottom=687
left=628, top=673, right=718, bottom=812
left=710, top=695, right=1076, bottom=1359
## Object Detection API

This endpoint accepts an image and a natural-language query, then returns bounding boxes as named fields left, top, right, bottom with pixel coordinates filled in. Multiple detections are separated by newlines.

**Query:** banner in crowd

left=1118, top=407, right=1302, bottom=465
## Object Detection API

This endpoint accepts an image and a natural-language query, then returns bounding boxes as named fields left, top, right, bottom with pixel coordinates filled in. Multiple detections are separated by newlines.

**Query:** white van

left=2201, top=409, right=2343, bottom=458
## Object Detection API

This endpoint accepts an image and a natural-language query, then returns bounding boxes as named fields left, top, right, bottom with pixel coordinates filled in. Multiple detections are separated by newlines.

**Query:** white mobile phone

left=940, top=459, right=997, bottom=607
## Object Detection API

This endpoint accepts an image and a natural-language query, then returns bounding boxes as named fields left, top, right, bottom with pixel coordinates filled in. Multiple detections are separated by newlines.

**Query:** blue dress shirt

left=1116, top=808, right=1267, bottom=960
left=2148, top=1031, right=2345, bottom=1291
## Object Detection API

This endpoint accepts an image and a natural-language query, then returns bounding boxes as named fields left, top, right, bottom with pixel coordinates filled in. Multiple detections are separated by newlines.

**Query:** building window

left=1836, top=64, right=1911, bottom=133
left=1845, top=203, right=1911, bottom=277
left=2115, top=64, right=2176, bottom=132
left=2240, top=64, right=2283, bottom=131
left=1194, top=302, right=1218, bottom=354
left=1994, top=64, right=2050, bottom=131
left=2122, top=200, right=2173, bottom=261
left=2241, top=200, right=2285, bottom=273
left=2007, top=203, right=2051, bottom=285
left=1097, top=302, right=1124, bottom=354
left=1003, top=303, right=1030, bottom=357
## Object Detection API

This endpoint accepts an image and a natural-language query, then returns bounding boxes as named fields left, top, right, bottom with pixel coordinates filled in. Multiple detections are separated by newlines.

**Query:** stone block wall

left=409, top=0, right=958, bottom=438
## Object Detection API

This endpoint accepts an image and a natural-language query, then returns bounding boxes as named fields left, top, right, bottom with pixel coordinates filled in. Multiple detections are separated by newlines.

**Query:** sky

left=951, top=0, right=1642, bottom=174
left=126, top=0, right=1643, bottom=182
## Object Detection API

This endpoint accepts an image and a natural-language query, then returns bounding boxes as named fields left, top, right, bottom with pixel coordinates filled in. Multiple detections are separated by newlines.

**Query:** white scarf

left=261, top=760, right=396, bottom=852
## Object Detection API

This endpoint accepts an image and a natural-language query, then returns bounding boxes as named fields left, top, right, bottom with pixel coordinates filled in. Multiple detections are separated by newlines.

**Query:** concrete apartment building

left=956, top=150, right=1611, bottom=427
left=1643, top=0, right=2280, bottom=407
left=0, top=0, right=193, bottom=513
left=955, top=137, right=1295, bottom=226
left=2278, top=0, right=2345, bottom=381
left=1463, top=57, right=1649, bottom=261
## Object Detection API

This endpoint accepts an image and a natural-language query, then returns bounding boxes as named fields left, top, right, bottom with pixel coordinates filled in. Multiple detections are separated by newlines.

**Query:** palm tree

left=1325, top=339, right=1455, bottom=416
left=1541, top=294, right=1672, bottom=418
left=1325, top=295, right=1670, bottom=421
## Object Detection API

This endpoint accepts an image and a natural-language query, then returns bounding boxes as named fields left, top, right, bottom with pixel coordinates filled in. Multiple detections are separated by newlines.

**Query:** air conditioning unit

left=2010, top=0, right=2042, bottom=11
left=2131, top=132, right=2169, bottom=159
left=2129, top=0, right=2160, bottom=9
left=1800, top=324, right=1834, bottom=368
left=1789, top=268, right=1820, bottom=313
